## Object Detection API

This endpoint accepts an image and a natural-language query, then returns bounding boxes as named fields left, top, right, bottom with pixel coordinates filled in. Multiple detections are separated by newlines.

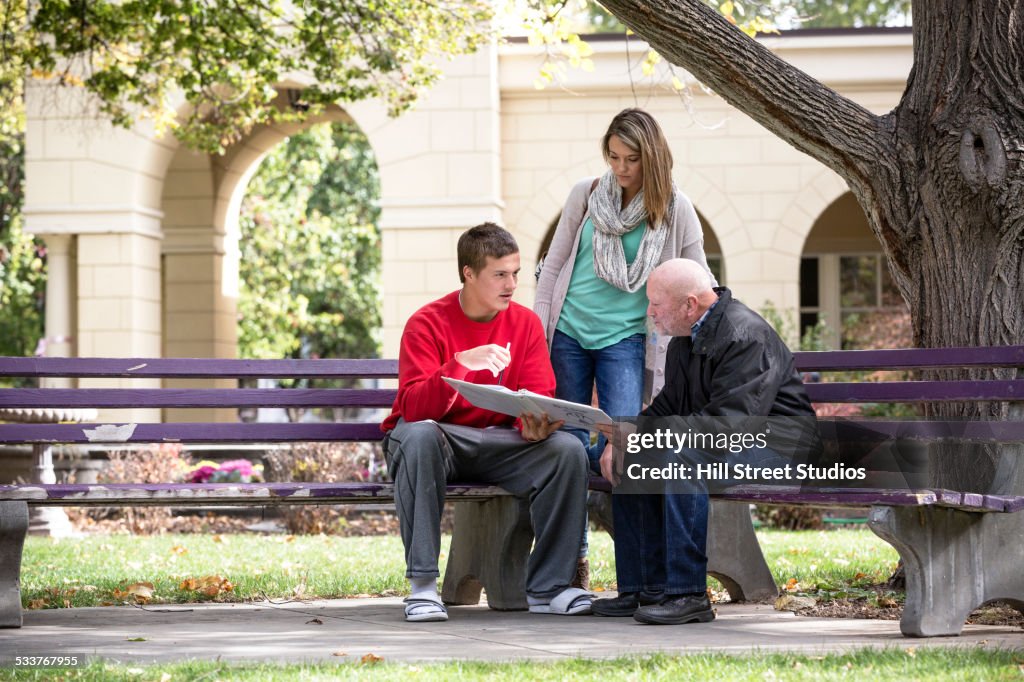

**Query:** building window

left=707, top=256, right=724, bottom=287
left=800, top=253, right=906, bottom=349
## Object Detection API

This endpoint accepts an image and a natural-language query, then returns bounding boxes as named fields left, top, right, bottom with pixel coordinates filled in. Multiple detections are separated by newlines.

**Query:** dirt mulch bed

left=799, top=598, right=1023, bottom=628
left=771, top=584, right=1024, bottom=629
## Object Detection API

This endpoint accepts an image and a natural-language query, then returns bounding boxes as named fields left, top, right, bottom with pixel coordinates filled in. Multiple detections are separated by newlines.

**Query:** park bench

left=1, top=347, right=1023, bottom=637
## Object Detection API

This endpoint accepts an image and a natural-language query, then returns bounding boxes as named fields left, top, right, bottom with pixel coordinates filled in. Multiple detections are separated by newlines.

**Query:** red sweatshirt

left=381, top=291, right=556, bottom=431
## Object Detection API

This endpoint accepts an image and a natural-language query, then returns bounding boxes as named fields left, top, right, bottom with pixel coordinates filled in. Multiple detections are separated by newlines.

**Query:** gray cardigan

left=533, top=177, right=718, bottom=402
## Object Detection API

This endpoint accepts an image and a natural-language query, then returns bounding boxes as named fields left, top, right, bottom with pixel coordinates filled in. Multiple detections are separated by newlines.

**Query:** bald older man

left=594, top=258, right=818, bottom=625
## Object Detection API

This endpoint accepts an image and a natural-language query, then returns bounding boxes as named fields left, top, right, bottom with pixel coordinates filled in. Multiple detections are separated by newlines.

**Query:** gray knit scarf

left=587, top=170, right=672, bottom=293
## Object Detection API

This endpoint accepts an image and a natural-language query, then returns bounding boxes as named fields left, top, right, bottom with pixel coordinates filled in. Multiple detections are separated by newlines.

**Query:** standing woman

left=535, top=108, right=717, bottom=470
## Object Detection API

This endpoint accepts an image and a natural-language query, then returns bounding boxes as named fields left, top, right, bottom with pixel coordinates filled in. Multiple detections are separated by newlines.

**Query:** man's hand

left=519, top=412, right=564, bottom=442
left=454, top=344, right=511, bottom=377
left=597, top=421, right=635, bottom=485
left=596, top=420, right=636, bottom=452
left=599, top=442, right=619, bottom=485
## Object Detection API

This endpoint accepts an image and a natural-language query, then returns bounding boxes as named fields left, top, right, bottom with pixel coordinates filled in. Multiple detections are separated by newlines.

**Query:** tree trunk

left=600, top=0, right=1024, bottom=494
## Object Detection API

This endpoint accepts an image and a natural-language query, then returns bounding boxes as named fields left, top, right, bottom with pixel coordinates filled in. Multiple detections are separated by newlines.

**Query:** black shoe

left=633, top=593, right=715, bottom=625
left=591, top=590, right=664, bottom=617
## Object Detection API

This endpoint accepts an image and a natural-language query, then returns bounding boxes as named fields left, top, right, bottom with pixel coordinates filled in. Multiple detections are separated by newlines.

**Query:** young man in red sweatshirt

left=382, top=223, right=591, bottom=622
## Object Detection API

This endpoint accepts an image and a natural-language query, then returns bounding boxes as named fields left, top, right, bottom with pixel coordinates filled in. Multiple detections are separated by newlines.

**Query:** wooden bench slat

left=716, top=486, right=1018, bottom=513
left=805, top=379, right=1024, bottom=403
left=0, top=482, right=506, bottom=506
left=0, top=388, right=397, bottom=409
left=0, top=357, right=399, bottom=379
left=819, top=419, right=1024, bottom=440
left=0, top=422, right=385, bottom=443
left=793, top=345, right=1024, bottom=371
left=5, top=482, right=1020, bottom=513
left=6, top=419, right=1023, bottom=445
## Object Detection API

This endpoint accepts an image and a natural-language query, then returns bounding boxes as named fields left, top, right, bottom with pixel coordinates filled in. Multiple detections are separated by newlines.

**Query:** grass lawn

left=20, top=527, right=898, bottom=608
left=1, top=648, right=1020, bottom=681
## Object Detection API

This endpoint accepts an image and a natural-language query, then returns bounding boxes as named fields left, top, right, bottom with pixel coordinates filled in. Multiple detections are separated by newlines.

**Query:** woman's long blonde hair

left=601, top=108, right=674, bottom=229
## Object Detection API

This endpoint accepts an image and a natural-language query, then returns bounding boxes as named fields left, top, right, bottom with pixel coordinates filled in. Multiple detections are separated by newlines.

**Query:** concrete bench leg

left=707, top=500, right=778, bottom=602
left=442, top=497, right=532, bottom=610
left=869, top=505, right=1024, bottom=637
left=0, top=501, right=28, bottom=628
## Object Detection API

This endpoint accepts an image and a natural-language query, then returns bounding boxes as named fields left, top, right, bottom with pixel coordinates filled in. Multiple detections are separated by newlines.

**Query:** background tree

left=238, top=122, right=380, bottom=364
left=597, top=0, right=1022, bottom=493
left=0, top=0, right=45, bottom=369
left=8, top=0, right=492, bottom=154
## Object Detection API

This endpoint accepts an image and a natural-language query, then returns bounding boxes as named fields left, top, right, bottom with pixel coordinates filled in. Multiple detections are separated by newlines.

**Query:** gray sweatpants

left=383, top=419, right=588, bottom=600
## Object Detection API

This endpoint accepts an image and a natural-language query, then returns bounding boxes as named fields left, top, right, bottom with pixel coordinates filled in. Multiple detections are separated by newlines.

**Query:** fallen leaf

left=127, top=637, right=147, bottom=642
left=212, top=534, right=227, bottom=543
left=179, top=578, right=198, bottom=591
left=170, top=545, right=188, bottom=556
left=774, top=594, right=816, bottom=612
left=361, top=653, right=383, bottom=665
left=126, top=582, right=154, bottom=602
left=332, top=651, right=348, bottom=657
left=853, top=572, right=867, bottom=580
left=905, top=647, right=916, bottom=658
left=27, top=598, right=48, bottom=610
left=306, top=617, right=323, bottom=625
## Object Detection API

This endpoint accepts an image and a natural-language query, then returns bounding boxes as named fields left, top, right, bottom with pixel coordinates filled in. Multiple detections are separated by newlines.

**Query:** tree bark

left=601, top=0, right=1024, bottom=493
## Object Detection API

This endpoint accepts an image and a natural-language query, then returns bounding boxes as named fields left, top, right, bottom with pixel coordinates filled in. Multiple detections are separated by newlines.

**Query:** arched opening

left=800, top=193, right=909, bottom=349
left=236, top=120, right=382, bottom=367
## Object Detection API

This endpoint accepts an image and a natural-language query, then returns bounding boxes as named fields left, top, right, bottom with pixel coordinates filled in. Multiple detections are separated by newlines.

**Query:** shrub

left=75, top=444, right=193, bottom=534
left=263, top=442, right=382, bottom=535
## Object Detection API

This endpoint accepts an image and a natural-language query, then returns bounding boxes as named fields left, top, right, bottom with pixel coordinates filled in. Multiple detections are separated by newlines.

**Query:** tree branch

left=599, top=0, right=892, bottom=192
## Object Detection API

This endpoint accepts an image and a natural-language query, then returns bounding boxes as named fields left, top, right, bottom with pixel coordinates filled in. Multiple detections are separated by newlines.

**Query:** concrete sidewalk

left=1, top=596, right=1021, bottom=666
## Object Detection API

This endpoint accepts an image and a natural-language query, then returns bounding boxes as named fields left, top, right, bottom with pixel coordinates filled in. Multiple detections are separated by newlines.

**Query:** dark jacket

left=644, top=288, right=821, bottom=457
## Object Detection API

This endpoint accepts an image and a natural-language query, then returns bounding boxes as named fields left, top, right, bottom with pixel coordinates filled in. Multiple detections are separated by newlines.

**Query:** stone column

left=28, top=234, right=77, bottom=536
left=353, top=46, right=505, bottom=359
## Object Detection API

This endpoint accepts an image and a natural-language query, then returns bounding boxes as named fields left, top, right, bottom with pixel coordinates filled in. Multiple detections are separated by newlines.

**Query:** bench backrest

left=0, top=358, right=396, bottom=444
left=1, top=346, right=1023, bottom=445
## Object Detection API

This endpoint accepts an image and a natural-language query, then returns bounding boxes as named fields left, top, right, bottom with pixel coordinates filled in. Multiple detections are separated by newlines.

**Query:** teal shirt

left=556, top=217, right=649, bottom=349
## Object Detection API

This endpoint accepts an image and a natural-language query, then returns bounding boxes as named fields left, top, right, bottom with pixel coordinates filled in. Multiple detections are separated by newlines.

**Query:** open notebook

left=443, top=377, right=612, bottom=430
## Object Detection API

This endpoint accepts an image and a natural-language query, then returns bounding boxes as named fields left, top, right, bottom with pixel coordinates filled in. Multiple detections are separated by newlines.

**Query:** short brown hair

left=457, top=222, right=519, bottom=283
left=602, top=108, right=674, bottom=229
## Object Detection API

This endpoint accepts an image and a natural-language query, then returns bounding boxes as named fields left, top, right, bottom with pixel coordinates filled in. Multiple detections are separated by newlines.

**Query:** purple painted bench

left=1, top=348, right=1024, bottom=637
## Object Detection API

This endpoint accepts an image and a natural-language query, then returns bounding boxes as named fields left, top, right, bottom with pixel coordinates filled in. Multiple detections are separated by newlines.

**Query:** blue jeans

left=612, top=491, right=709, bottom=594
left=550, top=329, right=645, bottom=472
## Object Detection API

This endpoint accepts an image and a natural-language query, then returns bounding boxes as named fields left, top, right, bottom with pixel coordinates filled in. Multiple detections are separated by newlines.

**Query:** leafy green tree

left=238, top=122, right=380, bottom=362
left=8, top=0, right=492, bottom=154
left=0, top=0, right=45, bottom=366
